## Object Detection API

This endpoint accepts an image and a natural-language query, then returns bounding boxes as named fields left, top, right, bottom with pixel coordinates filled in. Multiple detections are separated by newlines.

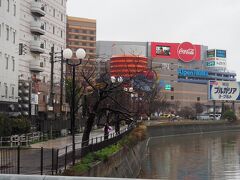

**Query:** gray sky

left=67, top=0, right=240, bottom=79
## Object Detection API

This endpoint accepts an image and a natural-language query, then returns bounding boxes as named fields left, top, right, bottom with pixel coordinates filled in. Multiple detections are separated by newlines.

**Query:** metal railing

left=0, top=132, right=44, bottom=147
left=0, top=126, right=133, bottom=175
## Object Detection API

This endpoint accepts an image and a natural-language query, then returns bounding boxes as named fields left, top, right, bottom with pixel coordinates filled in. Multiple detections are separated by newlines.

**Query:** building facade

left=66, top=16, right=96, bottom=79
left=97, top=40, right=237, bottom=115
left=0, top=0, right=19, bottom=114
left=18, top=0, right=67, bottom=131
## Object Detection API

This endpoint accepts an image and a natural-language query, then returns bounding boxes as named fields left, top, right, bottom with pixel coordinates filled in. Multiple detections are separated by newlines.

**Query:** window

left=0, top=24, right=1, bottom=37
left=171, top=87, right=174, bottom=91
left=13, top=4, right=16, bottom=16
left=5, top=85, right=8, bottom=98
left=11, top=87, right=14, bottom=97
left=61, top=14, right=63, bottom=21
left=6, top=56, right=9, bottom=69
left=7, top=0, right=9, bottom=12
left=12, top=57, right=15, bottom=71
left=197, top=97, right=200, bottom=101
left=171, top=96, right=174, bottom=100
left=53, top=26, right=55, bottom=34
left=53, top=9, right=55, bottom=17
left=60, top=30, right=63, bottom=38
left=13, top=31, right=16, bottom=43
left=6, top=26, right=9, bottom=40
left=0, top=0, right=1, bottom=7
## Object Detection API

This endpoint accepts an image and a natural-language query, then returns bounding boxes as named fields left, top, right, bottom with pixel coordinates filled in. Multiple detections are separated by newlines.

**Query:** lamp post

left=63, top=48, right=86, bottom=165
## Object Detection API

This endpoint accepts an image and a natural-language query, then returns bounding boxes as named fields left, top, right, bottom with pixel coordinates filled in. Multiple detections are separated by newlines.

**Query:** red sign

left=177, top=42, right=196, bottom=62
left=151, top=42, right=201, bottom=62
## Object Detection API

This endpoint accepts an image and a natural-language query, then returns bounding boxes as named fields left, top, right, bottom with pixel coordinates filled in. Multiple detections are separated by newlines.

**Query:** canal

left=139, top=131, right=240, bottom=180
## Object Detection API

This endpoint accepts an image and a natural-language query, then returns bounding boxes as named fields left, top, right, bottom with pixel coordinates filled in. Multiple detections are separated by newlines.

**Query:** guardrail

left=0, top=174, right=147, bottom=180
left=0, top=132, right=44, bottom=147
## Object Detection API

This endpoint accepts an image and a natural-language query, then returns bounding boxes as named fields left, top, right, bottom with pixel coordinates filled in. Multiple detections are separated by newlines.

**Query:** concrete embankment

left=146, top=121, right=240, bottom=137
left=81, top=141, right=146, bottom=178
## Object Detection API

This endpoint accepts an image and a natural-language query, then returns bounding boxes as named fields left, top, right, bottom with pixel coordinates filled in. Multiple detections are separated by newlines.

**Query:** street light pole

left=63, top=48, right=86, bottom=166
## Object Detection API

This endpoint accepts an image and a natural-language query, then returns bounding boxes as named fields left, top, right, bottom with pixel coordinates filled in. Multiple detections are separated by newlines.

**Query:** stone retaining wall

left=82, top=141, right=146, bottom=178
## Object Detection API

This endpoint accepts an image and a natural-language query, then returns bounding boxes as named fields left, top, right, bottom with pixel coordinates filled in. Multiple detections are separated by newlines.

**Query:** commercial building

left=0, top=0, right=19, bottom=114
left=18, top=0, right=67, bottom=131
left=97, top=41, right=237, bottom=115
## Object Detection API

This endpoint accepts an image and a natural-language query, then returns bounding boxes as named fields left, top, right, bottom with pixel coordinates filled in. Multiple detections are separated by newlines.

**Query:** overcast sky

left=67, top=0, right=240, bottom=79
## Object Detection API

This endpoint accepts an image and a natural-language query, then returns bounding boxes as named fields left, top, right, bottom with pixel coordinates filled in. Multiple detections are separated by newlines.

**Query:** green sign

left=206, top=61, right=215, bottom=67
left=165, top=84, right=171, bottom=90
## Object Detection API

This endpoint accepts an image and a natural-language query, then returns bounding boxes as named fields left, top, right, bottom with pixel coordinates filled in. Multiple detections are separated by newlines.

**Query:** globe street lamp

left=63, top=48, right=86, bottom=165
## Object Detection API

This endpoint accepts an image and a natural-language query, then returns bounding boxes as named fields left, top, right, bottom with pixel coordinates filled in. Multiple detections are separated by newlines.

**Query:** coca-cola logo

left=177, top=42, right=196, bottom=62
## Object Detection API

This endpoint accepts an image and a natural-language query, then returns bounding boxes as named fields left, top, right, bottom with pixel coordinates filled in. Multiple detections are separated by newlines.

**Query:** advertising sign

left=207, top=50, right=215, bottom=58
left=206, top=61, right=215, bottom=67
left=178, top=69, right=208, bottom=78
left=209, top=81, right=240, bottom=101
left=151, top=42, right=201, bottom=62
left=31, top=93, right=39, bottom=105
left=216, top=49, right=226, bottom=58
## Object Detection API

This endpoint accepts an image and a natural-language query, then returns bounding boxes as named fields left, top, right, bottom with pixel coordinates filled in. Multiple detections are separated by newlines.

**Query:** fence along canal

left=0, top=126, right=133, bottom=175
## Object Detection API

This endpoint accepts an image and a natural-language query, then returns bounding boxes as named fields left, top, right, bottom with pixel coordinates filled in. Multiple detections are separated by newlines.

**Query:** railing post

left=64, top=146, right=67, bottom=170
left=17, top=146, right=20, bottom=174
left=51, top=148, right=54, bottom=175
left=55, top=149, right=59, bottom=174
left=40, top=147, right=43, bottom=175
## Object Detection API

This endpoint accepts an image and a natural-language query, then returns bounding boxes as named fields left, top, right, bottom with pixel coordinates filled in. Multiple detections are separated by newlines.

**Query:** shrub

left=0, top=114, right=31, bottom=136
left=223, top=110, right=237, bottom=123
left=63, top=123, right=147, bottom=176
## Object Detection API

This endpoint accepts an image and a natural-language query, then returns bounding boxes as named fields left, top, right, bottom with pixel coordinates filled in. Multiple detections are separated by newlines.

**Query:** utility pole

left=60, top=50, right=64, bottom=118
left=49, top=46, right=54, bottom=139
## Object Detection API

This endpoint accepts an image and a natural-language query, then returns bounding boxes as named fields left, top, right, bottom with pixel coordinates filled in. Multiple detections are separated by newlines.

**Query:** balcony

left=30, top=21, right=45, bottom=35
left=31, top=1, right=46, bottom=17
left=30, top=40, right=45, bottom=54
left=30, top=59, right=44, bottom=72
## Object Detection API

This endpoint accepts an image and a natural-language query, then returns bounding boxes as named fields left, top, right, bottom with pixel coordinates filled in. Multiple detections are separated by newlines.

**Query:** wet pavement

left=31, top=126, right=128, bottom=149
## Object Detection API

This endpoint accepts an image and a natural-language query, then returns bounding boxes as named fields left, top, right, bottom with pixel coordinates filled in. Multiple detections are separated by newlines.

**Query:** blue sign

left=178, top=69, right=209, bottom=78
left=216, top=50, right=226, bottom=58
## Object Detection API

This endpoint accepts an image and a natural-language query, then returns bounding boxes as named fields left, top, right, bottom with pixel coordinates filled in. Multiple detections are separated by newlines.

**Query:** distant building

left=97, top=40, right=237, bottom=115
left=66, top=16, right=97, bottom=81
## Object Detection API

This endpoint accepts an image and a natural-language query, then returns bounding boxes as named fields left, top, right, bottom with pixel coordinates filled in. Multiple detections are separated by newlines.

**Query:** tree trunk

left=81, top=112, right=95, bottom=147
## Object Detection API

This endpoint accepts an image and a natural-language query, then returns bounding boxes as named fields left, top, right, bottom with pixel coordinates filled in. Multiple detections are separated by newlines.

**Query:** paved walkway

left=31, top=126, right=128, bottom=149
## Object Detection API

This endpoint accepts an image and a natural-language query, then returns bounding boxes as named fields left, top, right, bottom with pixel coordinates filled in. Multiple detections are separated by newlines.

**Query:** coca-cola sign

left=151, top=42, right=201, bottom=61
left=177, top=42, right=196, bottom=62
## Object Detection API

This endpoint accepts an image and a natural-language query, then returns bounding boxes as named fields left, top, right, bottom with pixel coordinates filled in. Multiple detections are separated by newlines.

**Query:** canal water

left=139, top=131, right=240, bottom=180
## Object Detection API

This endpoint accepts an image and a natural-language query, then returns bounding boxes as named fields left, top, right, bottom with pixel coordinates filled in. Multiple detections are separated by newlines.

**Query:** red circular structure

left=110, top=54, right=148, bottom=78
left=177, top=42, right=196, bottom=62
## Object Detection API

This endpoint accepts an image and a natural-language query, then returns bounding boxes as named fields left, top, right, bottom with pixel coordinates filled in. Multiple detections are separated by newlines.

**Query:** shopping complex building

left=97, top=41, right=238, bottom=115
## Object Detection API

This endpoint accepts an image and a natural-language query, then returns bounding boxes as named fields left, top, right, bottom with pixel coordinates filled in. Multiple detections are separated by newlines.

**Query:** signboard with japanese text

left=216, top=49, right=226, bottom=58
left=207, top=49, right=215, bottom=58
left=208, top=81, right=240, bottom=101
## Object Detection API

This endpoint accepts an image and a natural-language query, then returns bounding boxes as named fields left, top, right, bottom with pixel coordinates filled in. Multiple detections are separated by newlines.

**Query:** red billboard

left=151, top=42, right=201, bottom=62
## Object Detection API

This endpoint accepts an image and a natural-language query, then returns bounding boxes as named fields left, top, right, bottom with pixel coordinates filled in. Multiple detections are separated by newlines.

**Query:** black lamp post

left=63, top=48, right=86, bottom=165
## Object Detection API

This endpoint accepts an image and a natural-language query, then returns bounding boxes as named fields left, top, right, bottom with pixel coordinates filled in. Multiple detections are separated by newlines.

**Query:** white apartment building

left=18, top=0, right=67, bottom=129
left=0, top=0, right=19, bottom=113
